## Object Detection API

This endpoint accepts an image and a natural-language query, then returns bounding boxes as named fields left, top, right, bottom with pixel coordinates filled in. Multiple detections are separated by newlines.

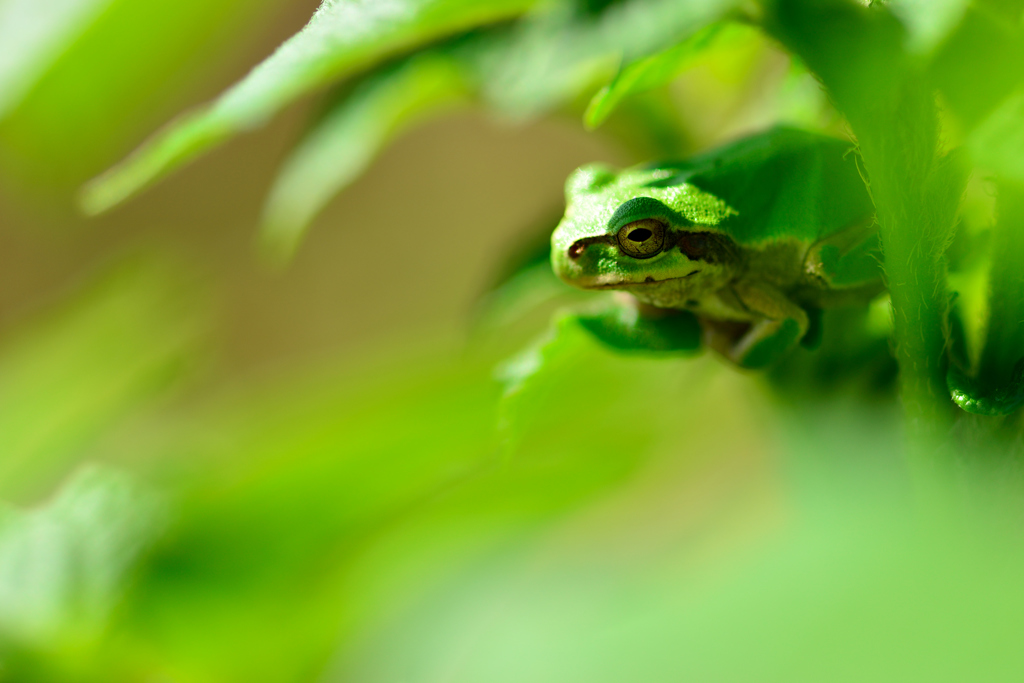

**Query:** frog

left=549, top=127, right=884, bottom=369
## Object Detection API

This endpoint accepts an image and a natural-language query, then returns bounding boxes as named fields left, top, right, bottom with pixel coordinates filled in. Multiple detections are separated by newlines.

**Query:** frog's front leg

left=711, top=283, right=809, bottom=369
left=574, top=294, right=701, bottom=353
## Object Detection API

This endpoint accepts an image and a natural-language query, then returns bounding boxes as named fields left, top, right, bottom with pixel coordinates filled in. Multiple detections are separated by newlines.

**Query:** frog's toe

left=734, top=318, right=803, bottom=369
left=799, top=307, right=824, bottom=350
left=947, top=363, right=1024, bottom=416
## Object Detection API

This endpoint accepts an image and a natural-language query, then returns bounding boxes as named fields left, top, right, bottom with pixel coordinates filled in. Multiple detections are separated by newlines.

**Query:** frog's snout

left=550, top=237, right=592, bottom=286
left=560, top=237, right=604, bottom=265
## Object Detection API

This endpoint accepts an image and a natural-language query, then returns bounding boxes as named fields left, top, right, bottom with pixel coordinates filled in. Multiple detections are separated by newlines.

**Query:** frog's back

left=648, top=127, right=873, bottom=246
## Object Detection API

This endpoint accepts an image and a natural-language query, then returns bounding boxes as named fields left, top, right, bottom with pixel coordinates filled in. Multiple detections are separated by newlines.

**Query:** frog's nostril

left=627, top=227, right=652, bottom=242
left=568, top=241, right=587, bottom=259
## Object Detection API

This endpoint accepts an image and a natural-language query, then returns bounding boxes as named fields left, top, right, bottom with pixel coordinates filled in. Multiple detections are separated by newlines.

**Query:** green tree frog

left=550, top=127, right=883, bottom=369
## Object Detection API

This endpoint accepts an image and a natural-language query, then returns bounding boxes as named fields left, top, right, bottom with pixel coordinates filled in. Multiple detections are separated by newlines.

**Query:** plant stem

left=853, top=94, right=960, bottom=454
left=765, top=0, right=963, bottom=459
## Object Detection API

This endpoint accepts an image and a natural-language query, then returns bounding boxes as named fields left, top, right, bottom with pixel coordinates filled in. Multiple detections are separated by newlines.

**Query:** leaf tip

left=78, top=107, right=230, bottom=216
left=78, top=169, right=131, bottom=217
left=583, top=86, right=612, bottom=130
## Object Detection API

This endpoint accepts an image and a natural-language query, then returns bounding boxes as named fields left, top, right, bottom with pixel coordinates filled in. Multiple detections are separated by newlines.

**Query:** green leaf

left=0, top=465, right=164, bottom=646
left=0, top=262, right=204, bottom=501
left=765, top=0, right=911, bottom=125
left=0, top=0, right=280, bottom=188
left=584, top=22, right=733, bottom=129
left=321, top=356, right=722, bottom=682
left=0, top=0, right=113, bottom=119
left=886, top=0, right=970, bottom=55
left=343, top=479, right=1024, bottom=683
left=495, top=304, right=702, bottom=456
left=969, top=87, right=1024, bottom=184
left=79, top=0, right=541, bottom=214
left=478, top=0, right=740, bottom=119
left=949, top=179, right=1024, bottom=416
left=91, top=349, right=513, bottom=682
left=260, top=54, right=469, bottom=260
left=928, top=6, right=1024, bottom=131
left=495, top=309, right=594, bottom=400
left=136, top=326, right=694, bottom=683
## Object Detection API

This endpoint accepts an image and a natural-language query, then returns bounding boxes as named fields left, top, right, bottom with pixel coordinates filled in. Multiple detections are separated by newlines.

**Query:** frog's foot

left=800, top=307, right=824, bottom=350
left=574, top=296, right=701, bottom=353
left=714, top=283, right=810, bottom=369
left=727, top=317, right=806, bottom=369
left=947, top=359, right=1024, bottom=416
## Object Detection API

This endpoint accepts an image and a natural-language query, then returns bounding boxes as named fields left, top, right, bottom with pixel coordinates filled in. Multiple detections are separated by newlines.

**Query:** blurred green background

left=2, top=1, right=1024, bottom=681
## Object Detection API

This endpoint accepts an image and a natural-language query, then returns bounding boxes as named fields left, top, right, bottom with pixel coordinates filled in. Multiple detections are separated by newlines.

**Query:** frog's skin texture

left=551, top=127, right=882, bottom=369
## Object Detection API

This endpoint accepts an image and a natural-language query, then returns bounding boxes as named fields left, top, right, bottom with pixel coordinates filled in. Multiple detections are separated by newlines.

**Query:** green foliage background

left=2, top=0, right=1024, bottom=681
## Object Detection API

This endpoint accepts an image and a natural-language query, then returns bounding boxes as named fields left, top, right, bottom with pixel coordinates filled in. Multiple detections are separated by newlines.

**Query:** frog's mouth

left=580, top=270, right=700, bottom=290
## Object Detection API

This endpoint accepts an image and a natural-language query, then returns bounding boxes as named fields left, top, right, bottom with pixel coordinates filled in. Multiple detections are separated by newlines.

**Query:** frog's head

left=551, top=163, right=739, bottom=300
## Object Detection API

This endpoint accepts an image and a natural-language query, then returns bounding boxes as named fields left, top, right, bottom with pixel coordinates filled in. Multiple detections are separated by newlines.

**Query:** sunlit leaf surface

left=0, top=0, right=112, bottom=118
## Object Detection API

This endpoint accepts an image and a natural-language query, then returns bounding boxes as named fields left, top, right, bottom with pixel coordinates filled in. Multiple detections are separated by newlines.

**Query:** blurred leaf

left=470, top=210, right=585, bottom=350
left=594, top=88, right=691, bottom=157
left=945, top=176, right=996, bottom=371
left=322, top=394, right=1024, bottom=683
left=969, top=87, right=1024, bottom=184
left=87, top=319, right=709, bottom=681
left=949, top=180, right=1024, bottom=415
left=496, top=307, right=703, bottom=444
left=951, top=168, right=1016, bottom=413
left=311, top=318, right=728, bottom=681
left=338, top=487, right=1024, bottom=683
left=0, top=465, right=165, bottom=647
left=0, top=262, right=204, bottom=502
left=929, top=6, right=1024, bottom=131
left=771, top=55, right=838, bottom=130
left=475, top=261, right=572, bottom=339
left=765, top=0, right=911, bottom=127
left=102, top=354, right=507, bottom=682
left=477, top=0, right=740, bottom=119
left=261, top=53, right=469, bottom=260
left=326, top=350, right=781, bottom=683
left=886, top=0, right=970, bottom=55
left=0, top=0, right=278, bottom=187
left=584, top=22, right=733, bottom=129
left=0, top=0, right=113, bottom=119
left=80, top=0, right=542, bottom=214
left=495, top=315, right=572, bottom=400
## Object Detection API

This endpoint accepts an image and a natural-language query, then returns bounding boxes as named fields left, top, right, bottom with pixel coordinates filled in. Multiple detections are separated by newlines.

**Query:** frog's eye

left=616, top=219, right=665, bottom=259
